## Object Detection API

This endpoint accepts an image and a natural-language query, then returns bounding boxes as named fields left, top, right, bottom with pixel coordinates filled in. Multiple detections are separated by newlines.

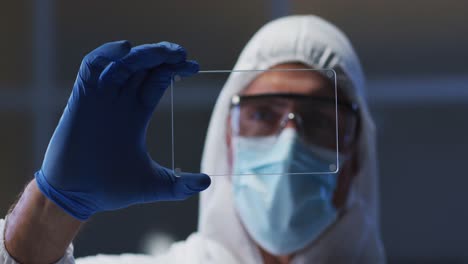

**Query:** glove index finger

left=121, top=42, right=188, bottom=72
left=99, top=42, right=189, bottom=93
left=169, top=60, right=200, bottom=78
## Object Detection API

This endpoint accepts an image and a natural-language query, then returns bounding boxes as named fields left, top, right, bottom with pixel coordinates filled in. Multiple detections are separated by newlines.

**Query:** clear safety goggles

left=229, top=93, right=359, bottom=152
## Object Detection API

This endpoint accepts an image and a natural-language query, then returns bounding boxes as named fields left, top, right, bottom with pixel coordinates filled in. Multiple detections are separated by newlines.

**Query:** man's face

left=227, top=62, right=359, bottom=209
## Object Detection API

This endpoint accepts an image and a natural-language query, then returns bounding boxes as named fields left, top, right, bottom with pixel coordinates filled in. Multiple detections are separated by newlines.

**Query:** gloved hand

left=35, top=40, right=211, bottom=221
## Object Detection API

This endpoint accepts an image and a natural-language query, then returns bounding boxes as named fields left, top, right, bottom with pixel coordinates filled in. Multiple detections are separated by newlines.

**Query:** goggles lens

left=230, top=93, right=358, bottom=151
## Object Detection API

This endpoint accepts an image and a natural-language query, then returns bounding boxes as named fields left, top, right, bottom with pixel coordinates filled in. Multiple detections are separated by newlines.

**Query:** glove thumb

left=171, top=172, right=211, bottom=200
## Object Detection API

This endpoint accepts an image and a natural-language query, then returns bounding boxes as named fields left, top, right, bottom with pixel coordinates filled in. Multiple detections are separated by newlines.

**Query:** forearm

left=4, top=180, right=82, bottom=264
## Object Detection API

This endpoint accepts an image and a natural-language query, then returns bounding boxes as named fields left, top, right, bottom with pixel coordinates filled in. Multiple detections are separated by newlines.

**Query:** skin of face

left=226, top=63, right=359, bottom=264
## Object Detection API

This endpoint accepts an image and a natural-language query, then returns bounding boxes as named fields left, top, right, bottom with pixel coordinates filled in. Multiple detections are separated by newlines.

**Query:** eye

left=250, top=107, right=279, bottom=122
left=303, top=111, right=332, bottom=128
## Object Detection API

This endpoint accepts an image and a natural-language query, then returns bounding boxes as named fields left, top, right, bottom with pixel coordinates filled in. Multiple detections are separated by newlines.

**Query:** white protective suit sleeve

left=0, top=218, right=239, bottom=264
left=76, top=234, right=239, bottom=264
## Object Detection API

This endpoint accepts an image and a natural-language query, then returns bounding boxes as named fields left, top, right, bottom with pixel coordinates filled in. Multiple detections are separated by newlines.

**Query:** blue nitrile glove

left=35, top=40, right=211, bottom=221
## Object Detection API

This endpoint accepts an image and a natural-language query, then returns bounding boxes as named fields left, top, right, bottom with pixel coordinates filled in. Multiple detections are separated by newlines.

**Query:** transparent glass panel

left=147, top=84, right=173, bottom=170
left=171, top=69, right=344, bottom=176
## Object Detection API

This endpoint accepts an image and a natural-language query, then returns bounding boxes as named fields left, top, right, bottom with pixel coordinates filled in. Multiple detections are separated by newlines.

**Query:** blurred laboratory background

left=1, top=1, right=467, bottom=263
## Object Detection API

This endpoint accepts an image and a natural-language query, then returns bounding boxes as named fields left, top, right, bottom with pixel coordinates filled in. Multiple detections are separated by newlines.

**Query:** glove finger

left=77, top=40, right=132, bottom=89
left=176, top=172, right=211, bottom=191
left=167, top=60, right=200, bottom=77
left=138, top=61, right=199, bottom=109
left=137, top=66, right=172, bottom=109
left=98, top=42, right=187, bottom=94
left=122, top=42, right=187, bottom=70
left=144, top=164, right=210, bottom=202
left=120, top=70, right=149, bottom=99
left=88, top=40, right=132, bottom=60
left=171, top=172, right=211, bottom=200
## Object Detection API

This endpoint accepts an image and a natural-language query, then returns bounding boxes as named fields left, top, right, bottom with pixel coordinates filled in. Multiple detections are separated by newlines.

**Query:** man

left=1, top=15, right=385, bottom=263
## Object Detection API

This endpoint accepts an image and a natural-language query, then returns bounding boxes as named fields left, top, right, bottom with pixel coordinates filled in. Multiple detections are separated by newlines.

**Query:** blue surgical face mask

left=231, top=128, right=343, bottom=255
